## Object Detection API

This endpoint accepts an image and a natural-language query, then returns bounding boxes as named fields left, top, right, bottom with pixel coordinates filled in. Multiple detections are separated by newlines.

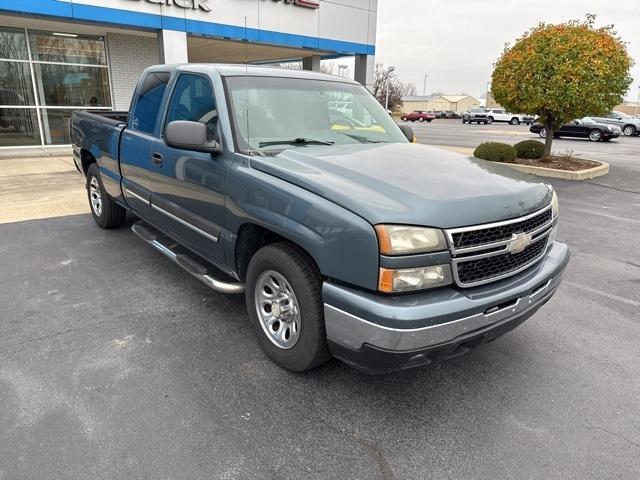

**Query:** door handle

left=151, top=152, right=163, bottom=166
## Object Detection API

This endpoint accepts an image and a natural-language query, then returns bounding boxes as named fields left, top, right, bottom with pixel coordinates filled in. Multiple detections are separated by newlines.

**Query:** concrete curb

left=495, top=160, right=610, bottom=180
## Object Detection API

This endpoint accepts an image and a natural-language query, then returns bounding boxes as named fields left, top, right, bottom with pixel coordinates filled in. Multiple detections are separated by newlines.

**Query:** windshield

left=225, top=76, right=408, bottom=153
left=614, top=111, right=631, bottom=119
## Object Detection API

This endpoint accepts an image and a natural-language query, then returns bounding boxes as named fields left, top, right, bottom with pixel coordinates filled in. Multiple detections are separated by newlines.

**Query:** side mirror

left=398, top=124, right=415, bottom=142
left=165, top=120, right=221, bottom=154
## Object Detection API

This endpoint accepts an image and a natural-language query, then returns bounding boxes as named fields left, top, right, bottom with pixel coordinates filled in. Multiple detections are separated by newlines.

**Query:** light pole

left=423, top=73, right=429, bottom=96
left=385, top=66, right=395, bottom=111
left=337, top=64, right=348, bottom=77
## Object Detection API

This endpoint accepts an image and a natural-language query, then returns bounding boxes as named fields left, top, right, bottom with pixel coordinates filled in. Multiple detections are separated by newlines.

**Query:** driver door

left=148, top=73, right=231, bottom=268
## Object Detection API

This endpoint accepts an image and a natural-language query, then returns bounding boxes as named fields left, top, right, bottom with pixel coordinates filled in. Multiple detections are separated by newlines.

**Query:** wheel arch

left=80, top=148, right=97, bottom=176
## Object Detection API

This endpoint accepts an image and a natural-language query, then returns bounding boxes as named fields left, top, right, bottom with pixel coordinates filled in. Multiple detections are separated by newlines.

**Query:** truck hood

left=250, top=143, right=552, bottom=228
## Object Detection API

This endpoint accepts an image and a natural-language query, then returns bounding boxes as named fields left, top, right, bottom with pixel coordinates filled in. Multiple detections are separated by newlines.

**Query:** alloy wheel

left=254, top=270, right=301, bottom=349
left=89, top=176, right=102, bottom=217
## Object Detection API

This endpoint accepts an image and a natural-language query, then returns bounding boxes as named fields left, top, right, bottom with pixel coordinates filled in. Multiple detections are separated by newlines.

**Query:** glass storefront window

left=0, top=108, right=41, bottom=146
left=0, top=26, right=111, bottom=146
left=40, top=109, right=74, bottom=145
left=29, top=31, right=107, bottom=65
left=0, top=61, right=35, bottom=105
left=34, top=63, right=111, bottom=107
left=0, top=27, right=28, bottom=60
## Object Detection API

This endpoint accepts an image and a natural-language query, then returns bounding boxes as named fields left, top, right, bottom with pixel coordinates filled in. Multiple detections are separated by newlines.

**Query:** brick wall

left=107, top=33, right=160, bottom=111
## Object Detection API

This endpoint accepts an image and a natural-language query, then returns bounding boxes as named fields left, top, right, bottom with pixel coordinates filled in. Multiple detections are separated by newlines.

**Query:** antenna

left=244, top=15, right=250, bottom=151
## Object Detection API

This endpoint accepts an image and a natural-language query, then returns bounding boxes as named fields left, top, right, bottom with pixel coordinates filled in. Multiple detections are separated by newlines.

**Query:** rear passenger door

left=148, top=73, right=230, bottom=268
left=120, top=71, right=170, bottom=216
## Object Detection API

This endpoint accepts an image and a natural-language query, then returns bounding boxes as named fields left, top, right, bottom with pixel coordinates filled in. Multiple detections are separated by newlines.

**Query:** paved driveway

left=0, top=137, right=638, bottom=478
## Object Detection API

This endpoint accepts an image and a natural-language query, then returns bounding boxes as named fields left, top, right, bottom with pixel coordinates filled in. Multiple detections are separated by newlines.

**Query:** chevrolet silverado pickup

left=71, top=64, right=569, bottom=374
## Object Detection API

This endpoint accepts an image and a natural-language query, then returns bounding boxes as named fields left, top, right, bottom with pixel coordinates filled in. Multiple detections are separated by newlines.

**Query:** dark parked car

left=70, top=64, right=569, bottom=374
left=462, top=108, right=488, bottom=124
left=530, top=117, right=621, bottom=142
left=443, top=110, right=461, bottom=119
left=401, top=110, right=435, bottom=122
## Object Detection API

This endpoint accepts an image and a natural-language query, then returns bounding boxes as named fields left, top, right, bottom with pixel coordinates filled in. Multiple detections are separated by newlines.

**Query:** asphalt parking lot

left=1, top=126, right=639, bottom=479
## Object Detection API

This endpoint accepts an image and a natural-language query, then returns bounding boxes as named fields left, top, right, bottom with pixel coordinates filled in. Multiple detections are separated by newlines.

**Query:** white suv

left=485, top=108, right=534, bottom=125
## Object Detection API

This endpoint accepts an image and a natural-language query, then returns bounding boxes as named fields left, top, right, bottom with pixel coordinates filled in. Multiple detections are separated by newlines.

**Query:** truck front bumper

left=324, top=241, right=570, bottom=374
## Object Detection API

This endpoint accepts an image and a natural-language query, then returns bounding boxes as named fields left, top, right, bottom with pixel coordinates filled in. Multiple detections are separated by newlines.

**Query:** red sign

left=272, top=0, right=320, bottom=9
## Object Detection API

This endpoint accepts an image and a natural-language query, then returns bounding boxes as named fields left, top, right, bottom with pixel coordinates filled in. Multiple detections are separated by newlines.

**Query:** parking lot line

left=565, top=281, right=640, bottom=307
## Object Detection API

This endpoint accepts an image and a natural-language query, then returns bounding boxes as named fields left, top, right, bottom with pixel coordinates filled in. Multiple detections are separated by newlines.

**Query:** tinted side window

left=131, top=72, right=170, bottom=134
left=165, top=74, right=217, bottom=141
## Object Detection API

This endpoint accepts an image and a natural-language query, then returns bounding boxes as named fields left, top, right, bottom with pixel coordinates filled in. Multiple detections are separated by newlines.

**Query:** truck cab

left=71, top=64, right=569, bottom=374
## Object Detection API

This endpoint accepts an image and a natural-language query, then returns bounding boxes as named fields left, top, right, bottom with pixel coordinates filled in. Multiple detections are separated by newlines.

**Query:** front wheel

left=539, top=127, right=547, bottom=138
left=589, top=129, right=602, bottom=142
left=622, top=125, right=637, bottom=136
left=510, top=117, right=520, bottom=125
left=86, top=163, right=126, bottom=228
left=487, top=117, right=494, bottom=124
left=245, top=242, right=331, bottom=372
left=418, top=117, right=424, bottom=122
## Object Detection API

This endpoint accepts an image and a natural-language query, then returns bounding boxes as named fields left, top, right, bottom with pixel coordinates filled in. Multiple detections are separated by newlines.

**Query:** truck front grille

left=446, top=205, right=554, bottom=287
left=456, top=238, right=547, bottom=284
left=451, top=209, right=552, bottom=248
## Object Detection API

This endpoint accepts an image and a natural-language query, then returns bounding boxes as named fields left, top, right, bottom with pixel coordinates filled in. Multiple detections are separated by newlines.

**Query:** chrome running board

left=131, top=221, right=244, bottom=294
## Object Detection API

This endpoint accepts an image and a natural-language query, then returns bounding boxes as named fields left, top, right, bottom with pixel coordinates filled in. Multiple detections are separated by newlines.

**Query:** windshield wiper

left=337, top=132, right=386, bottom=143
left=258, top=137, right=334, bottom=148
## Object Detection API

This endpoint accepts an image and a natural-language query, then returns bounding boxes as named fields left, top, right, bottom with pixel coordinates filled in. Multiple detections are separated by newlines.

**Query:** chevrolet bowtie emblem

left=508, top=232, right=532, bottom=254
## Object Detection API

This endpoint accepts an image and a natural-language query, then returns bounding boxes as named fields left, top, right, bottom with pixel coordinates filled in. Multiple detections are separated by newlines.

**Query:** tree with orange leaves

left=491, top=14, right=632, bottom=159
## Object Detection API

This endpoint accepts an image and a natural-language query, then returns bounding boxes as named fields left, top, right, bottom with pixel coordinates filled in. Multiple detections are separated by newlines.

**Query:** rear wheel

left=589, top=129, right=602, bottom=142
left=539, top=127, right=547, bottom=138
left=510, top=117, right=520, bottom=125
left=622, top=125, right=636, bottom=136
left=245, top=242, right=331, bottom=372
left=86, top=163, right=126, bottom=229
left=401, top=116, right=407, bottom=122
left=418, top=117, right=424, bottom=122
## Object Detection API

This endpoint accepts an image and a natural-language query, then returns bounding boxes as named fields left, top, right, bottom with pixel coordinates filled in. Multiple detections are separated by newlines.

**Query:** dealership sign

left=128, top=0, right=211, bottom=12
left=271, top=0, right=320, bottom=8
left=126, top=0, right=319, bottom=12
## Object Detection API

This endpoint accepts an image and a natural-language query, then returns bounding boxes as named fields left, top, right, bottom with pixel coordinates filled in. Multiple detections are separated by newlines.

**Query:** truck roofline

left=142, top=63, right=359, bottom=84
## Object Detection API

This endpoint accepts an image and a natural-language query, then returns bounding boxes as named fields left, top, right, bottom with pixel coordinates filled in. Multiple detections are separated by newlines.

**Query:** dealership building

left=0, top=0, right=377, bottom=148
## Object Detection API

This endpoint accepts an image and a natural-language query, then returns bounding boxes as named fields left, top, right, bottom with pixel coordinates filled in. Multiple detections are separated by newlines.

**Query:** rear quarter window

left=131, top=71, right=170, bottom=134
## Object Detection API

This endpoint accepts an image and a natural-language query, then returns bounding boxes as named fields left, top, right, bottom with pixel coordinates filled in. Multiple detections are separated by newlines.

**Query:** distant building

left=401, top=95, right=480, bottom=114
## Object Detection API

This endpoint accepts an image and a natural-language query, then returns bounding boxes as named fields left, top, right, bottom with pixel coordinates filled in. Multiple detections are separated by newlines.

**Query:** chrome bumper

left=324, top=241, right=569, bottom=353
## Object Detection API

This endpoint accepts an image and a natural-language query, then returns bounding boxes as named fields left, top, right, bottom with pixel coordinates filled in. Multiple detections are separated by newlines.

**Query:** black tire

left=483, top=121, right=488, bottom=125
left=487, top=117, right=494, bottom=124
left=86, top=163, right=126, bottom=228
left=418, top=117, right=424, bottom=122
left=539, top=127, right=547, bottom=138
left=510, top=117, right=520, bottom=125
left=622, top=125, right=636, bottom=136
left=245, top=242, right=331, bottom=372
left=462, top=119, right=466, bottom=124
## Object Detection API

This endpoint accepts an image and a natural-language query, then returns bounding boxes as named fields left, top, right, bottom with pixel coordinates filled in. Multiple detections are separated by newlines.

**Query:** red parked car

left=401, top=110, right=435, bottom=122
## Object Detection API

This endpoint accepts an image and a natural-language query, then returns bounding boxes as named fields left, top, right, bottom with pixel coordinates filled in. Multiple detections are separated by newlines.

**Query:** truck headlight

left=379, top=265, right=452, bottom=293
left=375, top=225, right=447, bottom=255
left=551, top=191, right=559, bottom=218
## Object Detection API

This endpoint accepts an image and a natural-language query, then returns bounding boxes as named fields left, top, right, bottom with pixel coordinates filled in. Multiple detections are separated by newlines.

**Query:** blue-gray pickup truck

left=71, top=64, right=569, bottom=374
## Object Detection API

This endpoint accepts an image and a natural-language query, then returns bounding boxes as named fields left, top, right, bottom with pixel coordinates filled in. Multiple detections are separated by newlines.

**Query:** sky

left=372, top=0, right=640, bottom=102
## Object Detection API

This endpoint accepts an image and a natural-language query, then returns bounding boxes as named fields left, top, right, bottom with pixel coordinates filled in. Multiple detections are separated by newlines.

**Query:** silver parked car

left=589, top=111, right=640, bottom=136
